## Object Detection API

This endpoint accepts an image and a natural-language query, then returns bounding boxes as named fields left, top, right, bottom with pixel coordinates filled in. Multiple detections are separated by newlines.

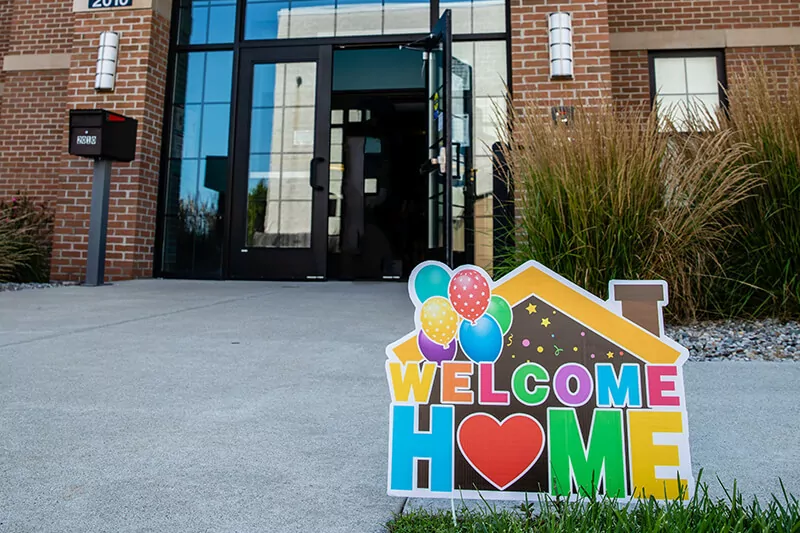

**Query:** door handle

left=309, top=156, right=325, bottom=191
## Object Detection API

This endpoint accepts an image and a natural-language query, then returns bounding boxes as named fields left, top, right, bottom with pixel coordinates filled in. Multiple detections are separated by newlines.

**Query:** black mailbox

left=68, top=109, right=138, bottom=162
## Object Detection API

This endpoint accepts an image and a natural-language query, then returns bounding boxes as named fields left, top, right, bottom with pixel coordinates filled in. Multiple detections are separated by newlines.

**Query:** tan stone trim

left=610, top=27, right=800, bottom=51
left=73, top=0, right=172, bottom=18
left=0, top=82, right=4, bottom=99
left=2, top=53, right=72, bottom=72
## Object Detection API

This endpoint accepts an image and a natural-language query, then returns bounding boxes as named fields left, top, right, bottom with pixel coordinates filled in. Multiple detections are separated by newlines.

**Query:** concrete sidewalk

left=2, top=281, right=799, bottom=532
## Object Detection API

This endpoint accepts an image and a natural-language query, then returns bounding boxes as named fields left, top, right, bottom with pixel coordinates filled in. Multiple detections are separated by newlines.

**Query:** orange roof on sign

left=388, top=261, right=683, bottom=366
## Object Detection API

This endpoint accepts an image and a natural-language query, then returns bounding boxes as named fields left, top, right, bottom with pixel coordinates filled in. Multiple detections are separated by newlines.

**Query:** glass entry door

left=230, top=46, right=333, bottom=280
left=425, top=10, right=454, bottom=267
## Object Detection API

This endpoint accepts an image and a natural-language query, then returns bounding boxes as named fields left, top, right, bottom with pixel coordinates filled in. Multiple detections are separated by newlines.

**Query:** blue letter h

left=390, top=404, right=454, bottom=493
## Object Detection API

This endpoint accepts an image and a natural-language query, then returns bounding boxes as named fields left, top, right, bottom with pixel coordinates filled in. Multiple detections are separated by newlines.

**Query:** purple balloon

left=417, top=330, right=457, bottom=364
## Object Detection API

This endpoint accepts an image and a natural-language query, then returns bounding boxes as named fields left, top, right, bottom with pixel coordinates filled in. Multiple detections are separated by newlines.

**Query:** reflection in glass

left=177, top=0, right=236, bottom=45
left=336, top=0, right=383, bottom=36
left=161, top=51, right=233, bottom=277
left=245, top=0, right=429, bottom=40
left=383, top=0, right=429, bottom=34
left=441, top=0, right=504, bottom=34
left=246, top=62, right=318, bottom=249
left=450, top=41, right=507, bottom=272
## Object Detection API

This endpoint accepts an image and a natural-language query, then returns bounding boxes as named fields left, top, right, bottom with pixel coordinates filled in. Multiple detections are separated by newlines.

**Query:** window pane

left=657, top=94, right=688, bottom=130
left=335, top=0, right=383, bottom=36
left=688, top=94, right=720, bottom=128
left=474, top=41, right=506, bottom=97
left=207, top=2, right=237, bottom=42
left=472, top=0, right=504, bottom=33
left=251, top=108, right=285, bottom=154
left=253, top=63, right=284, bottom=108
left=280, top=154, right=313, bottom=200
left=173, top=53, right=205, bottom=105
left=200, top=104, right=232, bottom=157
left=653, top=57, right=687, bottom=95
left=204, top=53, right=234, bottom=102
left=245, top=0, right=290, bottom=40
left=246, top=61, right=318, bottom=249
left=282, top=107, right=316, bottom=153
left=247, top=0, right=427, bottom=39
left=283, top=62, right=317, bottom=107
left=280, top=202, right=313, bottom=247
left=441, top=0, right=471, bottom=33
left=178, top=0, right=236, bottom=45
left=172, top=104, right=202, bottom=159
left=165, top=159, right=200, bottom=216
left=161, top=50, right=234, bottom=277
left=442, top=0, right=503, bottom=34
left=288, top=0, right=335, bottom=38
left=686, top=57, right=719, bottom=94
left=475, top=96, right=502, bottom=153
left=384, top=0, right=429, bottom=34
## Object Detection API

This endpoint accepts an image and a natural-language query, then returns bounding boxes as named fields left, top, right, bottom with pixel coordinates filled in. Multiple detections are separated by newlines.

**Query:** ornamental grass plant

left=497, top=102, right=756, bottom=323
left=0, top=195, right=54, bottom=283
left=716, top=59, right=800, bottom=318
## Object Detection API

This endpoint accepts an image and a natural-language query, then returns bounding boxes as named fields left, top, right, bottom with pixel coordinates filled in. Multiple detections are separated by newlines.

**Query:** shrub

left=498, top=103, right=756, bottom=323
left=717, top=59, right=800, bottom=318
left=0, top=195, right=54, bottom=283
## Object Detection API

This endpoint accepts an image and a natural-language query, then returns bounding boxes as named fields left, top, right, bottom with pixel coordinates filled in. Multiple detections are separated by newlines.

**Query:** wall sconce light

left=95, top=31, right=120, bottom=92
left=548, top=12, right=573, bottom=79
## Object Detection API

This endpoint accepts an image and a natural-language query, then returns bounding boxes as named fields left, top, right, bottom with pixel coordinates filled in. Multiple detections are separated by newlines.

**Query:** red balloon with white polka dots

left=448, top=268, right=491, bottom=323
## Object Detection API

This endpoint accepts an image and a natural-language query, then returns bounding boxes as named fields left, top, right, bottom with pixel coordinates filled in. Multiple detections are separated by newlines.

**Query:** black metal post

left=85, top=159, right=112, bottom=286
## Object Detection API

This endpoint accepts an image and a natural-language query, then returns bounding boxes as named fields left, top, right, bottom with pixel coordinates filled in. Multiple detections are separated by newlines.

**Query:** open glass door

left=229, top=46, right=333, bottom=280
left=425, top=10, right=453, bottom=267
left=451, top=55, right=474, bottom=267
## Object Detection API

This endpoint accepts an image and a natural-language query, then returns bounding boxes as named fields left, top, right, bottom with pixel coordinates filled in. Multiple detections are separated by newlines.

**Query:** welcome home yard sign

left=385, top=261, right=693, bottom=501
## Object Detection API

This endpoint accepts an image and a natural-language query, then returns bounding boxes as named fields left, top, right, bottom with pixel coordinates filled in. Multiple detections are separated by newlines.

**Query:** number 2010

left=89, top=0, right=132, bottom=8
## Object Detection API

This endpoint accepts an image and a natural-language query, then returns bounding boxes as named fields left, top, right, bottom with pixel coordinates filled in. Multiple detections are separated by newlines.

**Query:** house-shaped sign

left=386, top=261, right=693, bottom=501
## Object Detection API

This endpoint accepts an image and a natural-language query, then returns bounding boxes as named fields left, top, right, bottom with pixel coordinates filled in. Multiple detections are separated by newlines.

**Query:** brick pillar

left=510, top=0, right=612, bottom=110
left=51, top=2, right=171, bottom=282
left=0, top=0, right=73, bottom=205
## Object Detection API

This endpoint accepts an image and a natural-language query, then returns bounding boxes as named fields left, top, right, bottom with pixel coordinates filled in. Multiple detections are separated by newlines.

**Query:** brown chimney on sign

left=609, top=281, right=668, bottom=337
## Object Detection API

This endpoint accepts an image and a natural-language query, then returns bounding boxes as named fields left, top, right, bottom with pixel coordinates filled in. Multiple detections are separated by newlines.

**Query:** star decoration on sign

left=541, top=318, right=551, bottom=327
left=606, top=351, right=614, bottom=359
left=526, top=303, right=538, bottom=314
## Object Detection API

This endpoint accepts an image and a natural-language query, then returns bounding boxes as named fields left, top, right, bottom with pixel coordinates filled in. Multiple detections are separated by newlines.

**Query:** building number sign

left=89, top=0, right=133, bottom=8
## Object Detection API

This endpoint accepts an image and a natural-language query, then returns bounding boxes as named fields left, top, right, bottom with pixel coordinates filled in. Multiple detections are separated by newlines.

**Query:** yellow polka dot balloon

left=419, top=296, right=459, bottom=346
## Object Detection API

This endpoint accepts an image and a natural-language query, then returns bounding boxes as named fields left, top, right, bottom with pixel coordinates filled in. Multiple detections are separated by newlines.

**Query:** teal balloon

left=414, top=264, right=451, bottom=303
left=459, top=314, right=504, bottom=364
left=486, top=295, right=513, bottom=335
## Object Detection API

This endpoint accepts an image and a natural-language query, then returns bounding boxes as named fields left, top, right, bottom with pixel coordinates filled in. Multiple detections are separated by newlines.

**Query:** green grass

left=387, top=481, right=800, bottom=532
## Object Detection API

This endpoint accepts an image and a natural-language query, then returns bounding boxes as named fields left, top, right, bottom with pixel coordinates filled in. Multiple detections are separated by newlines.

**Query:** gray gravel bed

left=666, top=319, right=800, bottom=361
left=0, top=281, right=78, bottom=292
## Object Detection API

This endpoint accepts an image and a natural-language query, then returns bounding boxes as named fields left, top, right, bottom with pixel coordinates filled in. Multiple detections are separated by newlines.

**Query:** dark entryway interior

left=327, top=91, right=429, bottom=280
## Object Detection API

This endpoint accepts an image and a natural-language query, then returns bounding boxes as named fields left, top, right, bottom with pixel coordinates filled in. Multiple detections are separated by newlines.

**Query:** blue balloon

left=413, top=263, right=451, bottom=303
left=458, top=314, right=504, bottom=364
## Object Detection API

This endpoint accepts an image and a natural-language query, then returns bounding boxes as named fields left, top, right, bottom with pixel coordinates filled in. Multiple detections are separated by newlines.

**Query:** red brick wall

left=0, top=0, right=11, bottom=58
left=510, top=0, right=612, bottom=109
left=610, top=50, right=650, bottom=108
left=51, top=10, right=171, bottom=281
left=0, top=0, right=73, bottom=204
left=0, top=70, right=69, bottom=204
left=6, top=0, right=73, bottom=54
left=727, top=46, right=799, bottom=91
left=608, top=0, right=800, bottom=32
